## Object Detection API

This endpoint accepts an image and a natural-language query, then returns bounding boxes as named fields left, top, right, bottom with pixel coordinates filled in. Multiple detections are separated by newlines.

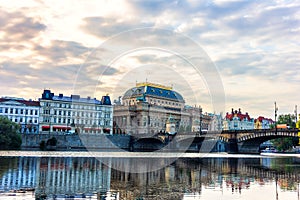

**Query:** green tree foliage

left=272, top=138, right=293, bottom=152
left=272, top=114, right=297, bottom=151
left=0, top=116, right=22, bottom=150
left=277, top=114, right=296, bottom=128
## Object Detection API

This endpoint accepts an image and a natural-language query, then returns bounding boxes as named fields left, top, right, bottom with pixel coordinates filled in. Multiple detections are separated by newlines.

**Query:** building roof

left=51, top=96, right=102, bottom=104
left=123, top=82, right=184, bottom=102
left=225, top=108, right=251, bottom=121
left=255, top=116, right=274, bottom=123
left=40, top=90, right=111, bottom=105
left=0, top=98, right=40, bottom=107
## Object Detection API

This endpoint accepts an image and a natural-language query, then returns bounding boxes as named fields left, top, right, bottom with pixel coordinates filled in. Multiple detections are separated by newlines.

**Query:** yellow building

left=296, top=114, right=300, bottom=145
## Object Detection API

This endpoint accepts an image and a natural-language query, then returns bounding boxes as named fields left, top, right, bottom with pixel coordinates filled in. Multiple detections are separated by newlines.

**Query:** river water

left=0, top=151, right=300, bottom=200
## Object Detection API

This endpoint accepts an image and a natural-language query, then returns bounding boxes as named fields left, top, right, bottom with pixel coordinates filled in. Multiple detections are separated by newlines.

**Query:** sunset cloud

left=0, top=0, right=299, bottom=118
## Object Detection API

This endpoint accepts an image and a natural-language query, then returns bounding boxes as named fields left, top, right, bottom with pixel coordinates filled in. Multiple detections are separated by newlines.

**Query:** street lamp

left=274, top=102, right=278, bottom=134
left=199, top=106, right=202, bottom=135
left=295, top=105, right=297, bottom=124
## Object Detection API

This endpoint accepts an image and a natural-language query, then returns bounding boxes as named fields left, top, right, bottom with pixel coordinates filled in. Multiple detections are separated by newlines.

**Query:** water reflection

left=0, top=155, right=300, bottom=199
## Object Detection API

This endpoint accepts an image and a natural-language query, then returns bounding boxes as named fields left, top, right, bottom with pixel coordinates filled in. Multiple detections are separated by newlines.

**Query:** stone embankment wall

left=21, top=133, right=131, bottom=151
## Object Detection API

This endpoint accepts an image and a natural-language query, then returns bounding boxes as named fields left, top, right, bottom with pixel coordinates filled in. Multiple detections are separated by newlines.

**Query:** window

left=5, top=108, right=8, bottom=113
left=25, top=109, right=28, bottom=115
left=0, top=108, right=2, bottom=113
left=105, top=113, right=110, bottom=118
left=10, top=108, right=13, bottom=114
left=20, top=109, right=23, bottom=114
left=30, top=110, right=33, bottom=115
left=15, top=109, right=18, bottom=114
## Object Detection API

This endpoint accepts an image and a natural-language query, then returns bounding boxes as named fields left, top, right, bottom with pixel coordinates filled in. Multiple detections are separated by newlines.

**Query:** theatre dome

left=123, top=82, right=184, bottom=102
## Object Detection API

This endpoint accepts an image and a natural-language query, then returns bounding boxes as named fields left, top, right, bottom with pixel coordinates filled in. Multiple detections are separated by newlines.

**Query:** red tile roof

left=255, top=116, right=274, bottom=123
left=225, top=108, right=251, bottom=121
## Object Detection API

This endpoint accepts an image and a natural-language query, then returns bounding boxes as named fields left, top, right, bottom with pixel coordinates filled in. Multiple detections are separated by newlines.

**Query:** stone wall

left=21, top=134, right=131, bottom=151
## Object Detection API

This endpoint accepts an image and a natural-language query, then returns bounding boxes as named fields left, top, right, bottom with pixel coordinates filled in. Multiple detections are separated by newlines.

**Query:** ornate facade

left=223, top=108, right=254, bottom=130
left=113, top=82, right=211, bottom=135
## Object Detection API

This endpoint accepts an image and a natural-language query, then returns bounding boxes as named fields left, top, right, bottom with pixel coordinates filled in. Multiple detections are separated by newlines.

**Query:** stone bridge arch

left=221, top=129, right=299, bottom=153
left=238, top=133, right=298, bottom=153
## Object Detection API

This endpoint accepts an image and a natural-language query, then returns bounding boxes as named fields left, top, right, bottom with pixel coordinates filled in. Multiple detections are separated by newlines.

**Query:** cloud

left=33, top=40, right=90, bottom=63
left=0, top=0, right=299, bottom=117
left=82, top=16, right=154, bottom=39
left=0, top=9, right=46, bottom=42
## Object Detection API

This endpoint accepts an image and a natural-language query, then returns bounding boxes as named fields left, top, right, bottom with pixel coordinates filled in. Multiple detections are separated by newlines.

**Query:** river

left=0, top=151, right=299, bottom=200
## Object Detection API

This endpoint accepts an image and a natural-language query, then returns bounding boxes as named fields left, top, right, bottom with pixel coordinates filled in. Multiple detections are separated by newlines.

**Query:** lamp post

left=199, top=106, right=202, bottom=135
left=274, top=102, right=278, bottom=134
left=295, top=105, right=297, bottom=124
left=48, top=116, right=51, bottom=135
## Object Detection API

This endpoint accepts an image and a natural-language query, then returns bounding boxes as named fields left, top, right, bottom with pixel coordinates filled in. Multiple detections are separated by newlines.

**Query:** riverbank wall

left=21, top=134, right=131, bottom=151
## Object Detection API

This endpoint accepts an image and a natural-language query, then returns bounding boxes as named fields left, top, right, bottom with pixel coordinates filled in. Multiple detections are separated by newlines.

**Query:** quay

left=21, top=128, right=299, bottom=154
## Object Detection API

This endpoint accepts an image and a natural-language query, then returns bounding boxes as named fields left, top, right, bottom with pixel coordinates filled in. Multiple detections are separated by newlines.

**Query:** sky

left=0, top=0, right=299, bottom=119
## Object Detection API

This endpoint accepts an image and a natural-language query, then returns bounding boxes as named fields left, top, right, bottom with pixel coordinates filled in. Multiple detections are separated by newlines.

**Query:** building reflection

left=0, top=156, right=300, bottom=199
left=35, top=157, right=111, bottom=198
left=0, top=157, right=111, bottom=199
left=0, top=157, right=37, bottom=191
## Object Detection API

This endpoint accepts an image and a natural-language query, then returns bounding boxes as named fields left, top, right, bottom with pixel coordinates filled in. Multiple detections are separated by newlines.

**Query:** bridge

left=221, top=128, right=299, bottom=153
left=130, top=128, right=300, bottom=153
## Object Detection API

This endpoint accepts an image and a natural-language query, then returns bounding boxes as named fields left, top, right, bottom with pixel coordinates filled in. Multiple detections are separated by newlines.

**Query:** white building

left=223, top=108, right=254, bottom=130
left=0, top=97, right=40, bottom=133
left=39, top=90, right=113, bottom=134
left=208, top=113, right=223, bottom=131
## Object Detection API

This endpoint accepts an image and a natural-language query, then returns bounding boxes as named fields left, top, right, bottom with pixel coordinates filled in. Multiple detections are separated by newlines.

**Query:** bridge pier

left=227, top=139, right=238, bottom=154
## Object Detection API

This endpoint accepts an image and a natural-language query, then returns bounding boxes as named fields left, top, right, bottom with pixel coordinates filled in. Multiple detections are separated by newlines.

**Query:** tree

left=0, top=116, right=22, bottom=150
left=277, top=114, right=296, bottom=128
left=272, top=113, right=297, bottom=151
